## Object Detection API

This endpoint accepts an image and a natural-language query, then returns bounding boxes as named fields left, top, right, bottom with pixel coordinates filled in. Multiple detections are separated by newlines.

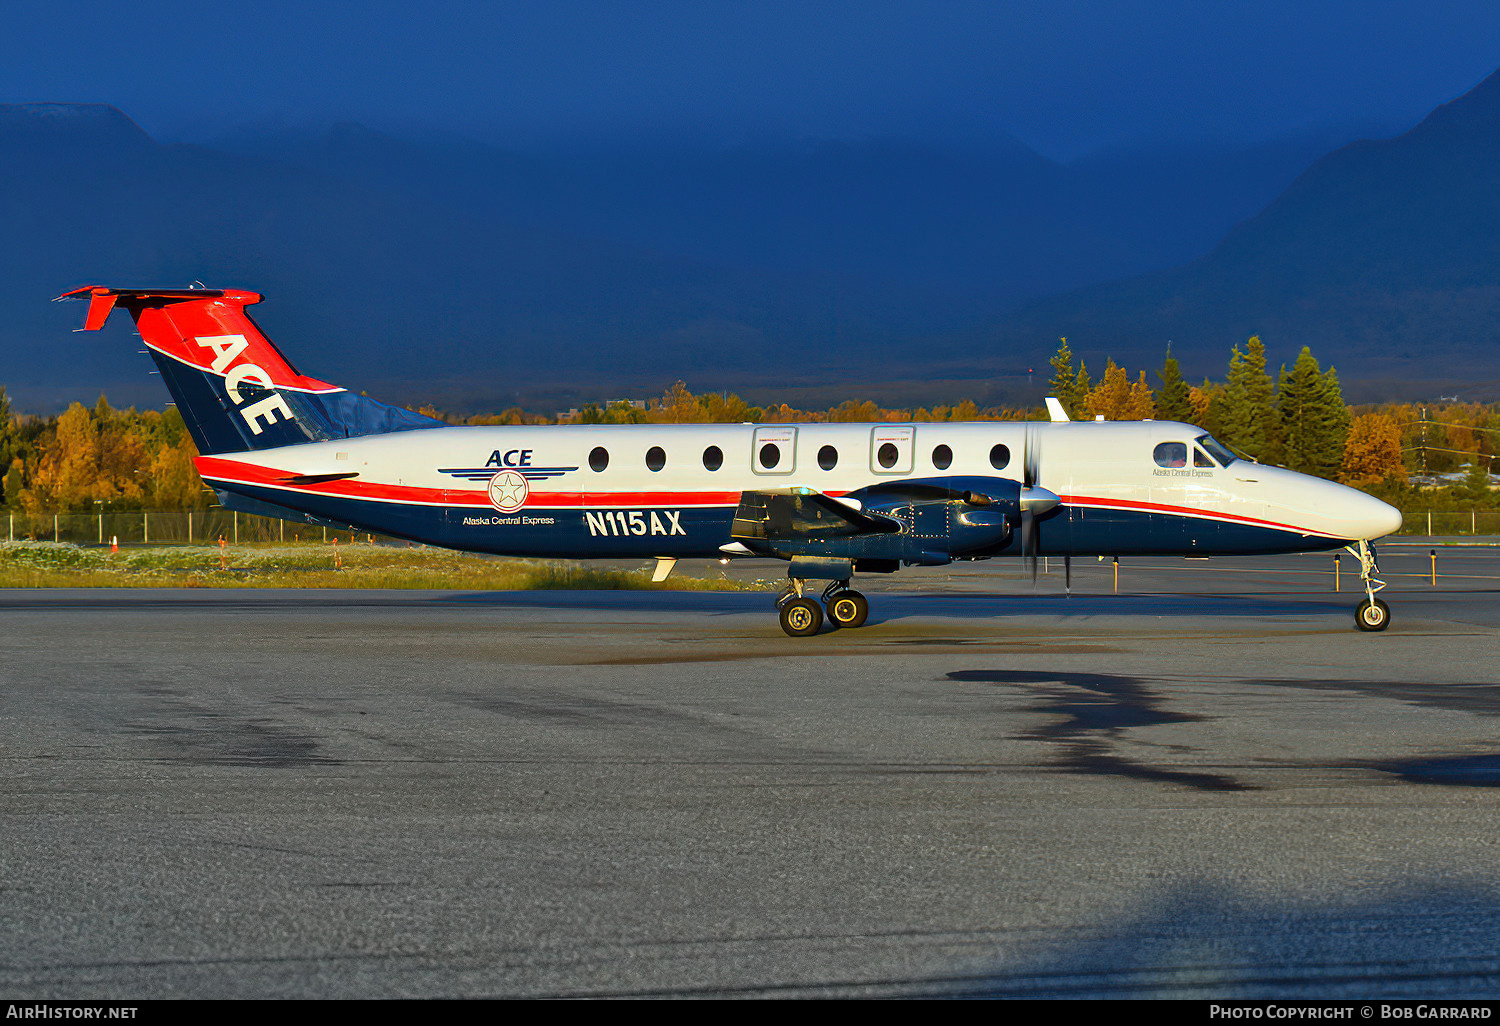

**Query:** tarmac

left=2, top=542, right=1500, bottom=998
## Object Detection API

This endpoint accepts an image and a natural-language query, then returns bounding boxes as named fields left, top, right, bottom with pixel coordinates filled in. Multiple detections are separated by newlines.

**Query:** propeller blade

left=1022, top=507, right=1038, bottom=584
left=1064, top=555, right=1072, bottom=596
left=1023, top=425, right=1040, bottom=489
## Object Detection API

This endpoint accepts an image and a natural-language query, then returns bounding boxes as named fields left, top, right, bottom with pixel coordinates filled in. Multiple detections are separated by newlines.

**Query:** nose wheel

left=1355, top=596, right=1391, bottom=632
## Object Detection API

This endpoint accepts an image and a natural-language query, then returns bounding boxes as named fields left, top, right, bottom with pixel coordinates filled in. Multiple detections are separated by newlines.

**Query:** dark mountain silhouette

left=224, top=121, right=1350, bottom=303
left=5, top=79, right=1485, bottom=412
left=0, top=104, right=1001, bottom=412
left=999, top=68, right=1500, bottom=397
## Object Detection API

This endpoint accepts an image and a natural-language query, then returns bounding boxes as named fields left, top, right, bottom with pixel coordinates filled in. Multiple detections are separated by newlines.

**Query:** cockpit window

left=1196, top=434, right=1237, bottom=466
left=1153, top=441, right=1187, bottom=468
left=1194, top=447, right=1215, bottom=468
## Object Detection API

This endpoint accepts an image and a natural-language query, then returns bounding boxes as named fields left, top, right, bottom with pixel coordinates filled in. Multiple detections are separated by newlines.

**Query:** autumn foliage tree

left=1341, top=413, right=1407, bottom=485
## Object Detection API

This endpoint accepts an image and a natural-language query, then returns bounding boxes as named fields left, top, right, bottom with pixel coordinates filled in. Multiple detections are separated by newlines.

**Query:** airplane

left=58, top=285, right=1405, bottom=636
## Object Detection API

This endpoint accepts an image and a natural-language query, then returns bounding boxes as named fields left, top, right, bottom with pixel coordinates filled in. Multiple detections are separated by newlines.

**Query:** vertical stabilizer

left=57, top=286, right=443, bottom=454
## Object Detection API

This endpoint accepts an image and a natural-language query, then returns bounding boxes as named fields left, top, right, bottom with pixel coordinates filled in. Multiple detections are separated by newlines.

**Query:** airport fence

left=0, top=510, right=387, bottom=546
left=1396, top=509, right=1500, bottom=536
left=2, top=506, right=1500, bottom=547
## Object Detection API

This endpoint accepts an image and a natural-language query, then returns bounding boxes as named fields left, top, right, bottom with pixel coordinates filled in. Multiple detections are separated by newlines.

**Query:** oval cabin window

left=818, top=444, right=838, bottom=470
left=932, top=444, right=952, bottom=470
left=989, top=444, right=1010, bottom=470
left=759, top=442, right=781, bottom=469
left=1153, top=442, right=1187, bottom=469
left=589, top=446, right=609, bottom=472
left=877, top=442, right=899, bottom=469
left=646, top=446, right=666, bottom=472
left=702, top=445, right=723, bottom=471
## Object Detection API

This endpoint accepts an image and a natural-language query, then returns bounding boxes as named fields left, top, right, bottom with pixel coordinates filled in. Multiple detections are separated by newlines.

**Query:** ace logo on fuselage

left=485, top=449, right=533, bottom=468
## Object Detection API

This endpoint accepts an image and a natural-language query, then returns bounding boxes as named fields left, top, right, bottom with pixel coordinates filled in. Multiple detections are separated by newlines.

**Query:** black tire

left=826, top=590, right=869, bottom=629
left=780, top=597, right=823, bottom=637
left=1355, top=597, right=1391, bottom=632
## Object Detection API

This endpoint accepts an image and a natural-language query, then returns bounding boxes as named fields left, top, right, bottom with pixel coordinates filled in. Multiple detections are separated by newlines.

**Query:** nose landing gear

left=775, top=578, right=870, bottom=636
left=1346, top=539, right=1391, bottom=632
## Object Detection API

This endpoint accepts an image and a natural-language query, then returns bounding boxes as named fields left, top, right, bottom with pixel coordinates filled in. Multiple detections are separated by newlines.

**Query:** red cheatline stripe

left=196, top=457, right=1334, bottom=536
left=1060, top=494, right=1336, bottom=537
left=196, top=457, right=743, bottom=508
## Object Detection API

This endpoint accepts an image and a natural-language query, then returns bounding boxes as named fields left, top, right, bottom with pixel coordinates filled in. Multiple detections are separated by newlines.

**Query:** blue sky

left=5, top=1, right=1500, bottom=158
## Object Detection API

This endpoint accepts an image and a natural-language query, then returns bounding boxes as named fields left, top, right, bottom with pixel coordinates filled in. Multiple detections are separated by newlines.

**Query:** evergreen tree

left=1220, top=336, right=1279, bottom=461
left=1280, top=351, right=1352, bottom=477
left=0, top=384, right=12, bottom=478
left=1072, top=361, right=1091, bottom=419
left=1320, top=365, right=1352, bottom=474
left=1048, top=338, right=1083, bottom=415
left=1465, top=458, right=1492, bottom=500
left=1155, top=347, right=1193, bottom=423
left=2, top=459, right=21, bottom=509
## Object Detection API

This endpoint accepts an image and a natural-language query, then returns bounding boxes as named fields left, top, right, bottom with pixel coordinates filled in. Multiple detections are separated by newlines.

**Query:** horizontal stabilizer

left=57, top=284, right=445, bottom=454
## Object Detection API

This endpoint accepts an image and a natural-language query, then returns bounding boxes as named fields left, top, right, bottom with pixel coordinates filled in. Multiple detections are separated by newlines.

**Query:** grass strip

left=0, top=541, right=754, bottom=591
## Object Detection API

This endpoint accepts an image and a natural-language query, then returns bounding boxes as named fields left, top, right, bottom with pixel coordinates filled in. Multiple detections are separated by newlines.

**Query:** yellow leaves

left=1084, top=360, right=1155, bottom=420
left=17, top=399, right=200, bottom=512
left=1342, top=413, right=1407, bottom=485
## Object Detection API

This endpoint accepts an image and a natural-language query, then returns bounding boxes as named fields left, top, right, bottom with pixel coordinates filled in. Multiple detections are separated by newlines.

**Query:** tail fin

left=57, top=286, right=443, bottom=454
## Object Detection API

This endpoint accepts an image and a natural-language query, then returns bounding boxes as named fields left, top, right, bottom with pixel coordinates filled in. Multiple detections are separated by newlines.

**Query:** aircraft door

left=870, top=426, right=914, bottom=475
left=752, top=426, right=797, bottom=476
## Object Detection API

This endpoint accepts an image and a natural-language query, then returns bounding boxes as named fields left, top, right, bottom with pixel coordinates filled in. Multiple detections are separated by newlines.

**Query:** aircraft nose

left=1348, top=490, right=1403, bottom=540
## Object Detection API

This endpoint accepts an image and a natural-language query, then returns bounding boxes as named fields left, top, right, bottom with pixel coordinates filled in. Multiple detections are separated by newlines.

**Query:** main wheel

left=826, top=590, right=869, bottom=629
left=1355, top=597, right=1391, bottom=632
left=780, top=597, right=823, bottom=637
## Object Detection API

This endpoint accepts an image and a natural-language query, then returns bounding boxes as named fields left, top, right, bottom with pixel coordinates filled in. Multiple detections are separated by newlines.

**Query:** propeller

left=1018, top=424, right=1062, bottom=586
left=1021, top=425, right=1039, bottom=583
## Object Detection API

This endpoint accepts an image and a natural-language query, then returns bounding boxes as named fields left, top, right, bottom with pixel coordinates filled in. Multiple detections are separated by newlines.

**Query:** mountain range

left=0, top=69, right=1496, bottom=412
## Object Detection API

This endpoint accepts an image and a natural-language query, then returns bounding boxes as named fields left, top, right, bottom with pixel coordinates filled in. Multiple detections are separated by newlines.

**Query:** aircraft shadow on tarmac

left=947, top=668, right=1500, bottom=793
left=942, top=882, right=1500, bottom=999
left=435, top=590, right=1352, bottom=623
left=947, top=668, right=1249, bottom=792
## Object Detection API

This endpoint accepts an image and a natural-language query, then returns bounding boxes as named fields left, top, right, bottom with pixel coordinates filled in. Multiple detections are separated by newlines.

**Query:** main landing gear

left=1346, top=539, right=1391, bottom=632
left=776, top=579, right=869, bottom=637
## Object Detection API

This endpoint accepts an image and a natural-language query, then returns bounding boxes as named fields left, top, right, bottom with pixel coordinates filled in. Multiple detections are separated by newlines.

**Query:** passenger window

left=759, top=443, right=781, bottom=470
left=646, top=446, right=666, bottom=472
left=1194, top=447, right=1215, bottom=468
left=877, top=442, right=899, bottom=469
left=1154, top=442, right=1187, bottom=468
left=989, top=444, right=1010, bottom=470
left=932, top=444, right=952, bottom=470
left=589, top=446, right=609, bottom=472
left=702, top=445, right=723, bottom=471
left=818, top=444, right=838, bottom=470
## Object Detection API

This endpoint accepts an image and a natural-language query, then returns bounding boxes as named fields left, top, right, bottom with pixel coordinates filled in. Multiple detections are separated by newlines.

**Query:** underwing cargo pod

left=58, top=286, right=1404, bottom=636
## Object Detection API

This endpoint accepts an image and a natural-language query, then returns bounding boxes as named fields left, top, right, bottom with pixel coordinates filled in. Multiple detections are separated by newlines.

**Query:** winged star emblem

left=487, top=470, right=529, bottom=512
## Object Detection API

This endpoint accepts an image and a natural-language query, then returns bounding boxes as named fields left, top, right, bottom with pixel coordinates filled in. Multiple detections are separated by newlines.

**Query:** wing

left=731, top=489, right=901, bottom=542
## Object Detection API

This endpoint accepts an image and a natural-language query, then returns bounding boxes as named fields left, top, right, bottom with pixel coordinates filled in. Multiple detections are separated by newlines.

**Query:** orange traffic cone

left=109, top=536, right=118, bottom=554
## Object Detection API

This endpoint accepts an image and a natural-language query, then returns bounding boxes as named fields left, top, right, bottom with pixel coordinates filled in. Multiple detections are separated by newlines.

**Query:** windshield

left=1195, top=434, right=1237, bottom=467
